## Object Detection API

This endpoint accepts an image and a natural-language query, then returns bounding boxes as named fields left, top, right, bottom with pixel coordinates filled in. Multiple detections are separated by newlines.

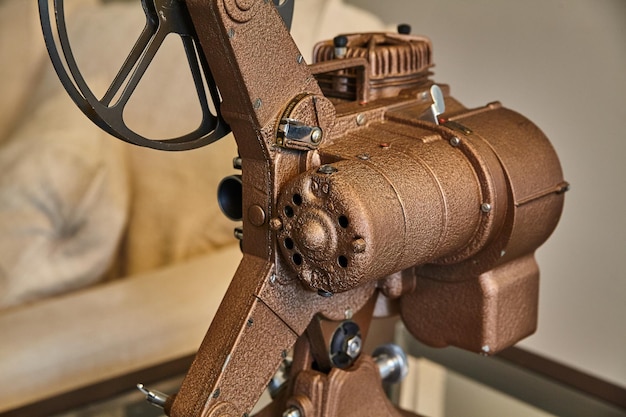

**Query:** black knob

left=397, top=24, right=411, bottom=35
left=333, top=35, right=348, bottom=48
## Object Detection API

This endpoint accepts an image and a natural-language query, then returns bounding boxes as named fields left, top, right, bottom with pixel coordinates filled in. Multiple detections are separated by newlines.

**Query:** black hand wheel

left=38, top=0, right=230, bottom=151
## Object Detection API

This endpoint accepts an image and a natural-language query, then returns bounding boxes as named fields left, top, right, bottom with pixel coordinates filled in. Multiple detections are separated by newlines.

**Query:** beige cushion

left=0, top=0, right=385, bottom=308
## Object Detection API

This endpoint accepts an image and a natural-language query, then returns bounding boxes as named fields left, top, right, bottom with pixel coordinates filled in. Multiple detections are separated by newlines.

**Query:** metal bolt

left=481, top=203, right=492, bottom=213
left=356, top=113, right=367, bottom=126
left=253, top=98, right=262, bottom=110
left=345, top=335, right=362, bottom=359
left=449, top=136, right=461, bottom=147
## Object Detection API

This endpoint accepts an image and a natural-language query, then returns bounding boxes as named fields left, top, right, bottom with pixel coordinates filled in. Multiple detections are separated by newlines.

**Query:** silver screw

left=297, top=54, right=304, bottom=64
left=227, top=28, right=235, bottom=38
left=253, top=98, right=262, bottom=110
left=357, top=153, right=370, bottom=160
left=481, top=203, right=492, bottom=213
left=449, top=137, right=461, bottom=147
left=356, top=113, right=366, bottom=126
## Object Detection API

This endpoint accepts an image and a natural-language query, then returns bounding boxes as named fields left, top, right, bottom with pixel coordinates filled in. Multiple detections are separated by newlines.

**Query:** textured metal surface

left=40, top=0, right=567, bottom=415
left=175, top=1, right=566, bottom=412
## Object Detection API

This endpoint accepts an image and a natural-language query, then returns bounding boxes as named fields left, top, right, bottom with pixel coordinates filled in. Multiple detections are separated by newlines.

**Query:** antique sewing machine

left=39, top=0, right=567, bottom=416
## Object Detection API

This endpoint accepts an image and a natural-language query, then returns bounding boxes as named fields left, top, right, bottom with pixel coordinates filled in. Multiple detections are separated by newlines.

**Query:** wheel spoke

left=101, top=24, right=157, bottom=106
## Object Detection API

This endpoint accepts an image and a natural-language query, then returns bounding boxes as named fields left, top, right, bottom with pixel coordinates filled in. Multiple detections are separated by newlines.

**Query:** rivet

left=481, top=203, right=492, bottom=213
left=449, top=137, right=461, bottom=147
left=212, top=388, right=220, bottom=399
left=356, top=113, right=366, bottom=126
left=234, top=227, right=243, bottom=240
left=253, top=98, right=262, bottom=109
left=297, top=54, right=304, bottom=64
left=311, top=127, right=323, bottom=144
left=248, top=204, right=266, bottom=226
left=269, top=274, right=276, bottom=284
left=227, top=28, right=235, bottom=38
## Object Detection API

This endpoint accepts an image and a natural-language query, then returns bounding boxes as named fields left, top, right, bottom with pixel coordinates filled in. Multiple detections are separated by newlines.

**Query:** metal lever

left=137, top=383, right=171, bottom=409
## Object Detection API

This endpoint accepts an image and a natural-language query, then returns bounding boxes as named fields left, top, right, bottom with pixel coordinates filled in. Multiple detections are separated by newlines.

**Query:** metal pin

left=137, top=384, right=170, bottom=409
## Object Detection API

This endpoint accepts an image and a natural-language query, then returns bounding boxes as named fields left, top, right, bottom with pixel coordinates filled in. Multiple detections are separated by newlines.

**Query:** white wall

left=347, top=0, right=626, bottom=387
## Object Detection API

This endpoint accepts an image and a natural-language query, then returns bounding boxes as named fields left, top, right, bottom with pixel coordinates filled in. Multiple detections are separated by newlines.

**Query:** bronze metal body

left=38, top=0, right=567, bottom=416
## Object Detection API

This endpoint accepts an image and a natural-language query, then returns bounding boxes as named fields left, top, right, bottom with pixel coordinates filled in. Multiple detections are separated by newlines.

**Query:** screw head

left=481, top=203, right=492, bottom=213
left=318, top=165, right=337, bottom=174
left=311, top=127, right=322, bottom=143
left=356, top=113, right=366, bottom=126
left=449, top=137, right=461, bottom=147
